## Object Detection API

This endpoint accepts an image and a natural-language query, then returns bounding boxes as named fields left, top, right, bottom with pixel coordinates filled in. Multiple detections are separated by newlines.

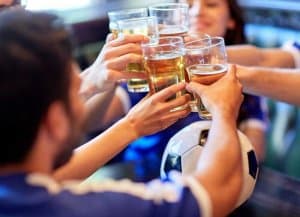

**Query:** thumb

left=106, top=33, right=115, bottom=43
left=186, top=82, right=207, bottom=96
left=226, top=64, right=237, bottom=79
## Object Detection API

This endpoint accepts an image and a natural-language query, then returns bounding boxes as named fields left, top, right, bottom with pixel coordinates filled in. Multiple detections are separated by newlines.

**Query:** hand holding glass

left=186, top=37, right=227, bottom=119
left=183, top=33, right=211, bottom=111
left=117, top=16, right=159, bottom=92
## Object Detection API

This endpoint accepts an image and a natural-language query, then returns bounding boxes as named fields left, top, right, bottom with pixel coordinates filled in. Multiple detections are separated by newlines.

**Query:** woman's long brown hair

left=224, top=0, right=247, bottom=45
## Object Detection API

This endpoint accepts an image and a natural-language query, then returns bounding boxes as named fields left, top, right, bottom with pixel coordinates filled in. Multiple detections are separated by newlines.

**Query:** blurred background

left=25, top=0, right=300, bottom=178
left=23, top=0, right=300, bottom=216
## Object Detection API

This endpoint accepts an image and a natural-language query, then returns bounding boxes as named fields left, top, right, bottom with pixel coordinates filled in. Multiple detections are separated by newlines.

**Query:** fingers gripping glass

left=183, top=32, right=211, bottom=112
left=117, top=16, right=159, bottom=93
left=185, top=37, right=228, bottom=120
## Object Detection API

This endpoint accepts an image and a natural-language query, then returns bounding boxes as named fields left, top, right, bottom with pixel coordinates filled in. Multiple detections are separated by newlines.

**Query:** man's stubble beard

left=52, top=112, right=86, bottom=171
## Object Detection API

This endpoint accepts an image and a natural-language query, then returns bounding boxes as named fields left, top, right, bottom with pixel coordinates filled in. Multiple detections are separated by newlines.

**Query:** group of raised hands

left=79, top=34, right=243, bottom=136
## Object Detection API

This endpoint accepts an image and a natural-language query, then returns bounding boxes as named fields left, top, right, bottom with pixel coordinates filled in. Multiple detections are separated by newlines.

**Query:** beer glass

left=184, top=33, right=211, bottom=112
left=142, top=36, right=185, bottom=110
left=183, top=32, right=211, bottom=44
left=117, top=16, right=159, bottom=92
left=108, top=8, right=148, bottom=38
left=149, top=3, right=189, bottom=37
left=186, top=37, right=227, bottom=119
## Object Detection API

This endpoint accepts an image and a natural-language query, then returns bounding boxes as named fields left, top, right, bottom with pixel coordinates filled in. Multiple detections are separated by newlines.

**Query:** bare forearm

left=195, top=114, right=242, bottom=217
left=240, top=126, right=265, bottom=162
left=84, top=87, right=117, bottom=132
left=79, top=67, right=99, bottom=100
left=238, top=66, right=300, bottom=105
left=54, top=83, right=190, bottom=181
left=227, top=45, right=262, bottom=66
left=227, top=45, right=295, bottom=68
left=53, top=118, right=138, bottom=181
left=79, top=66, right=116, bottom=101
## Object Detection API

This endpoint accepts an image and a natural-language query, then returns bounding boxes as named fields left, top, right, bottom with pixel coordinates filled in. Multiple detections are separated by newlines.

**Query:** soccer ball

left=160, top=121, right=259, bottom=207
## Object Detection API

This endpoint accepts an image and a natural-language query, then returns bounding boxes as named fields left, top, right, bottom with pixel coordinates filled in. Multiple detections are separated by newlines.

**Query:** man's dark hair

left=0, top=9, right=74, bottom=165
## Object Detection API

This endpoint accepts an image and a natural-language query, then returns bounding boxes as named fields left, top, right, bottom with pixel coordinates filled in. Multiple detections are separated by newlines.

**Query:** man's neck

left=0, top=160, right=51, bottom=176
left=0, top=145, right=53, bottom=176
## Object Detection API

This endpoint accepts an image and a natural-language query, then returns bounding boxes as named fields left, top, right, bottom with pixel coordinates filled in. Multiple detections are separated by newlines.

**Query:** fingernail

left=115, top=34, right=125, bottom=42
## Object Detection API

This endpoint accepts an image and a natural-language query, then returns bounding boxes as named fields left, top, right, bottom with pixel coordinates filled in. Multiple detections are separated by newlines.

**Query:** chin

left=190, top=26, right=207, bottom=34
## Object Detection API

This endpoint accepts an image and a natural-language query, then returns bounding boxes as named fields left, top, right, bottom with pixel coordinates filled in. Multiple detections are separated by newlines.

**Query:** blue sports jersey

left=0, top=172, right=211, bottom=217
left=117, top=83, right=266, bottom=181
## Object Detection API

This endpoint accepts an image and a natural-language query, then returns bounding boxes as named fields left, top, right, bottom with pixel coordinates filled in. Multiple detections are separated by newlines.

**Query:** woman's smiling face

left=189, top=0, right=235, bottom=37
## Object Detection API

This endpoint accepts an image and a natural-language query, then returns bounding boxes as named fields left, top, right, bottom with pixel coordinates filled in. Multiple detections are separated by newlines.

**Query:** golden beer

left=187, top=64, right=227, bottom=119
left=110, top=28, right=119, bottom=38
left=126, top=62, right=148, bottom=92
left=144, top=52, right=185, bottom=101
left=118, top=26, right=150, bottom=92
left=184, top=53, right=211, bottom=112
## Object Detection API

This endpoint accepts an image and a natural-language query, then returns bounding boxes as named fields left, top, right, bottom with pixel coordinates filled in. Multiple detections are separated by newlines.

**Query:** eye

left=205, top=0, right=219, bottom=7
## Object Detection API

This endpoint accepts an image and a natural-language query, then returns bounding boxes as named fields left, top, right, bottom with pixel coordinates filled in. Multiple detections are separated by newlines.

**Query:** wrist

left=118, top=117, right=140, bottom=142
left=81, top=65, right=117, bottom=98
left=212, top=110, right=237, bottom=126
left=79, top=78, right=117, bottom=102
left=79, top=82, right=117, bottom=101
left=236, top=65, right=254, bottom=87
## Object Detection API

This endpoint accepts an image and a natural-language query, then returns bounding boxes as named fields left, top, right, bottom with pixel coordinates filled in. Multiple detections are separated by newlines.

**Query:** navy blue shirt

left=0, top=172, right=210, bottom=217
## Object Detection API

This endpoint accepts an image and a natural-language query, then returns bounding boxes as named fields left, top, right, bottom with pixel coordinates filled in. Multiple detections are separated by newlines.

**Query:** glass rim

left=185, top=36, right=224, bottom=50
left=108, top=8, right=148, bottom=18
left=186, top=64, right=228, bottom=76
left=149, top=3, right=189, bottom=11
left=141, top=36, right=183, bottom=47
left=183, top=32, right=211, bottom=45
left=185, top=32, right=210, bottom=38
left=116, top=16, right=157, bottom=25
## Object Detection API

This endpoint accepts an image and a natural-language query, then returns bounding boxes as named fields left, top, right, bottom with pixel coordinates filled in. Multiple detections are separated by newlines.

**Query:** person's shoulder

left=63, top=175, right=208, bottom=217
left=4, top=173, right=207, bottom=217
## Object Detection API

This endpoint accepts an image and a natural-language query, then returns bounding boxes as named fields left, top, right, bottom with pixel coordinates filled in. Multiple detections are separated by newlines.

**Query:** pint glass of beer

left=186, top=37, right=227, bottom=119
left=108, top=8, right=148, bottom=38
left=117, top=16, right=159, bottom=92
left=149, top=3, right=189, bottom=37
left=142, top=36, right=185, bottom=110
left=183, top=32, right=211, bottom=111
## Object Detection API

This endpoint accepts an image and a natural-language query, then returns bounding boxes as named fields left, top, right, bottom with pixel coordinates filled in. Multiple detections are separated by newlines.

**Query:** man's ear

left=44, top=101, right=69, bottom=144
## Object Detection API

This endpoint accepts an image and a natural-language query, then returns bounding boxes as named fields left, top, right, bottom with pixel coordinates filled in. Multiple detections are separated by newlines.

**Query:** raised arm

left=227, top=45, right=295, bottom=68
left=237, top=65, right=300, bottom=106
left=187, top=65, right=244, bottom=217
left=53, top=83, right=191, bottom=181
left=80, top=34, right=148, bottom=132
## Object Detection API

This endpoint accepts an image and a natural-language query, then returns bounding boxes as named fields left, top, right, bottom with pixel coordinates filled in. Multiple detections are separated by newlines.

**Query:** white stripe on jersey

left=26, top=172, right=212, bottom=217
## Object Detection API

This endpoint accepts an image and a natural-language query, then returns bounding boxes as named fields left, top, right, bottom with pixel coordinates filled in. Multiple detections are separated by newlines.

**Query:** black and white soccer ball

left=160, top=121, right=259, bottom=207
